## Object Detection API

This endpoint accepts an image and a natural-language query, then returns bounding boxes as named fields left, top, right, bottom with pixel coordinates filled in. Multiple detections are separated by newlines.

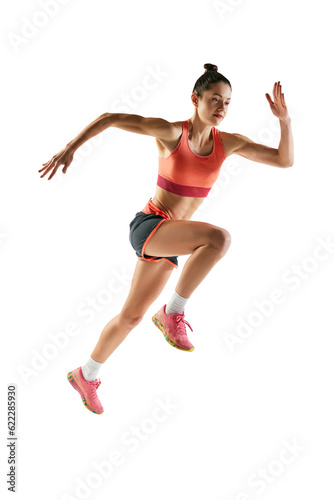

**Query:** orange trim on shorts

left=138, top=256, right=178, bottom=269
left=138, top=198, right=178, bottom=269
left=141, top=198, right=170, bottom=219
left=141, top=218, right=166, bottom=259
left=140, top=218, right=178, bottom=269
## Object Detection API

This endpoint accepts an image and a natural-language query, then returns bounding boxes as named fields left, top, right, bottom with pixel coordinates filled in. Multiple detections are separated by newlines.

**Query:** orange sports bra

left=157, top=119, right=227, bottom=197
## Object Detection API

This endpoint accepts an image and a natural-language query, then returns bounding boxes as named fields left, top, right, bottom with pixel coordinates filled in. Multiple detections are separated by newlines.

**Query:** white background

left=1, top=0, right=334, bottom=499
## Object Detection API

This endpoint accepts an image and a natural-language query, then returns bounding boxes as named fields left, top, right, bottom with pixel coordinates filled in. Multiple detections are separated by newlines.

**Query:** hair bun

left=204, top=63, right=218, bottom=72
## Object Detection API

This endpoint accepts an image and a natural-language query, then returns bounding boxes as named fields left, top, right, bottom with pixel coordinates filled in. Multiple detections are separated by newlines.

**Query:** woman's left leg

left=67, top=258, right=174, bottom=414
left=90, top=258, right=174, bottom=363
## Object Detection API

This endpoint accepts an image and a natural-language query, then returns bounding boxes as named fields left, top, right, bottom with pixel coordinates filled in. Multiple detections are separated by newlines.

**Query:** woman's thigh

left=144, top=219, right=231, bottom=258
left=119, top=258, right=174, bottom=323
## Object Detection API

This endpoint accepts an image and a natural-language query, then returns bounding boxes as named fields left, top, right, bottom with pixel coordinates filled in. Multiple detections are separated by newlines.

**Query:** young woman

left=39, top=63, right=294, bottom=415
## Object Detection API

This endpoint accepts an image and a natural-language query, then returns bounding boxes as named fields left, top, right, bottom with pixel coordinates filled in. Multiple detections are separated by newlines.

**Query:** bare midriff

left=151, top=186, right=205, bottom=221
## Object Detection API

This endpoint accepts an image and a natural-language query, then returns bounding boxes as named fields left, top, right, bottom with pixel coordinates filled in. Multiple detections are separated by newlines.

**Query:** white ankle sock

left=165, top=291, right=189, bottom=315
left=82, top=356, right=103, bottom=382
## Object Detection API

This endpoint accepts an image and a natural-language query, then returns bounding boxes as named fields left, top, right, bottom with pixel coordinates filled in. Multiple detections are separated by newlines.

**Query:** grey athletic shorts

left=129, top=198, right=178, bottom=269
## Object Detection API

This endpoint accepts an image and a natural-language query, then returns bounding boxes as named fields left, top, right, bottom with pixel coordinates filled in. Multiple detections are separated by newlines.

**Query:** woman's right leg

left=89, top=219, right=231, bottom=363
left=144, top=219, right=232, bottom=298
left=90, top=258, right=174, bottom=363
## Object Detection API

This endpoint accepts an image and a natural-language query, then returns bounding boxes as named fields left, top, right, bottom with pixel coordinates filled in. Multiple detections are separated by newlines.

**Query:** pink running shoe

left=152, top=304, right=194, bottom=351
left=67, top=367, right=104, bottom=414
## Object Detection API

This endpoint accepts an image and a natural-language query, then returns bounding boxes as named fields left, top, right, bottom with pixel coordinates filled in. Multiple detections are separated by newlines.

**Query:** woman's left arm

left=266, top=81, right=294, bottom=167
left=229, top=81, right=294, bottom=168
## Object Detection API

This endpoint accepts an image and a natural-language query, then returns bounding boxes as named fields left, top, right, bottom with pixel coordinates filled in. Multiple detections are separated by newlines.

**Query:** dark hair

left=192, top=63, right=232, bottom=98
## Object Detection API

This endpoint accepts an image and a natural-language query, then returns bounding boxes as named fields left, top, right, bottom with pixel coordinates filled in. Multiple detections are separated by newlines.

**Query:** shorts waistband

left=141, top=198, right=170, bottom=219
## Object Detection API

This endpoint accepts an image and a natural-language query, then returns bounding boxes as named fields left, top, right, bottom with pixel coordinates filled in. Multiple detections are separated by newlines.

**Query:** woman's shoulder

left=155, top=120, right=185, bottom=158
left=170, top=120, right=186, bottom=131
left=216, top=130, right=238, bottom=158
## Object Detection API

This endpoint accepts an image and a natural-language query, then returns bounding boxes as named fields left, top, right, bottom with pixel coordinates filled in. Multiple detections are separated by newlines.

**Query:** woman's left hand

left=265, top=81, right=290, bottom=123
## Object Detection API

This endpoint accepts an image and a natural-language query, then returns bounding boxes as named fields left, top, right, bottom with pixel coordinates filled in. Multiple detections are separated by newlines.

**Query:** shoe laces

left=175, top=314, right=193, bottom=336
left=88, top=378, right=101, bottom=400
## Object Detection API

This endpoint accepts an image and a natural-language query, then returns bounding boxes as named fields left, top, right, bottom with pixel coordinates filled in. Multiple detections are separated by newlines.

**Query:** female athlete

left=38, top=63, right=294, bottom=414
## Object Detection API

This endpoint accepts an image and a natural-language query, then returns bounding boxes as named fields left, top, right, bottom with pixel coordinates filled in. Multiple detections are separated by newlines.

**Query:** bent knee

left=210, top=227, right=232, bottom=255
left=118, top=309, right=144, bottom=329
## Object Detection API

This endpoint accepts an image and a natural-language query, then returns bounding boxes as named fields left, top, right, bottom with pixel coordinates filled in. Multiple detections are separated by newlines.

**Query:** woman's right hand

left=38, top=146, right=74, bottom=180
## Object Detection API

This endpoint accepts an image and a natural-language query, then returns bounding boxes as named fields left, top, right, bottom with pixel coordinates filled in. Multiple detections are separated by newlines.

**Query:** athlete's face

left=192, top=82, right=232, bottom=124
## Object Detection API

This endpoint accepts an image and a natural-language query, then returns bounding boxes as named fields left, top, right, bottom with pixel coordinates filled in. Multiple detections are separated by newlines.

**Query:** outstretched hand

left=38, top=146, right=74, bottom=180
left=265, top=81, right=290, bottom=123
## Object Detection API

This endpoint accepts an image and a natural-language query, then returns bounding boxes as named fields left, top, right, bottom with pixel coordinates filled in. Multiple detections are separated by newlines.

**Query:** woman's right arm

left=39, top=113, right=114, bottom=180
left=39, top=113, right=177, bottom=180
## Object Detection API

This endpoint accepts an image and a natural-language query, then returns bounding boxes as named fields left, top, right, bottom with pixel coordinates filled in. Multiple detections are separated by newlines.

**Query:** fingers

left=267, top=82, right=288, bottom=120
left=265, top=93, right=274, bottom=109
left=278, top=82, right=286, bottom=107
left=47, top=168, right=58, bottom=180
left=38, top=165, right=51, bottom=173
left=39, top=159, right=70, bottom=179
left=39, top=160, right=57, bottom=179
left=273, top=81, right=277, bottom=99
left=38, top=162, right=50, bottom=172
left=272, top=81, right=282, bottom=97
left=39, top=166, right=51, bottom=176
left=273, top=81, right=278, bottom=100
left=40, top=167, right=53, bottom=178
left=271, top=81, right=287, bottom=109
left=39, top=155, right=62, bottom=179
left=38, top=158, right=54, bottom=173
left=277, top=82, right=286, bottom=107
left=278, top=82, right=284, bottom=106
left=39, top=149, right=73, bottom=179
left=282, top=92, right=286, bottom=107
